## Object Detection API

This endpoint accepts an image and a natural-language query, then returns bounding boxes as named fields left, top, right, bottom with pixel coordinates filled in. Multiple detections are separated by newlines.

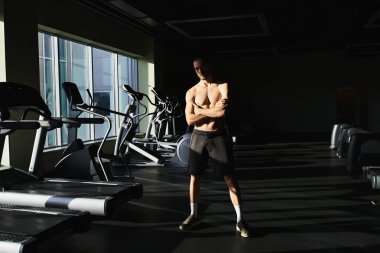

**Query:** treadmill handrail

left=0, top=119, right=63, bottom=130
left=58, top=117, right=105, bottom=128
left=0, top=120, right=40, bottom=130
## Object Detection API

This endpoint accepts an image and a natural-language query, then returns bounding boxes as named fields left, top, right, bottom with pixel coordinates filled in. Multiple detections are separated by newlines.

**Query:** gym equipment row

left=0, top=82, right=144, bottom=252
left=62, top=82, right=190, bottom=169
left=330, top=123, right=380, bottom=189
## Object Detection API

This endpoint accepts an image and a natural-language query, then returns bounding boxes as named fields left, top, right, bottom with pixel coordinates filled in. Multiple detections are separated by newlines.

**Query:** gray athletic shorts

left=187, top=129, right=235, bottom=176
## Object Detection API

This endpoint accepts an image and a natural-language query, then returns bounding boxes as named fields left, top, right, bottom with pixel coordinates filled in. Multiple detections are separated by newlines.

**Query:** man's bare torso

left=190, top=81, right=225, bottom=131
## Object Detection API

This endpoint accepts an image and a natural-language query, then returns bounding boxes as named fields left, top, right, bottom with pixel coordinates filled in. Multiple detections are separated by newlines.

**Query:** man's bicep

left=219, top=83, right=229, bottom=99
left=185, top=101, right=194, bottom=114
left=185, top=91, right=194, bottom=109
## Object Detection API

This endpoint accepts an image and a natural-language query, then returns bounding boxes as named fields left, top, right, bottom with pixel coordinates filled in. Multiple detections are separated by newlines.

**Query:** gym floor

left=47, top=141, right=380, bottom=253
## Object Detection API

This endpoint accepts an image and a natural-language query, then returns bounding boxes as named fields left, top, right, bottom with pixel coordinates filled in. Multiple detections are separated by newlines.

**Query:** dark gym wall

left=222, top=51, right=380, bottom=134
left=2, top=0, right=40, bottom=169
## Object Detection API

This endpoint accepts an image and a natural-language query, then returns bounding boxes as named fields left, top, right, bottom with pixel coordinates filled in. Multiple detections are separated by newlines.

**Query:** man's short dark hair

left=193, top=53, right=215, bottom=67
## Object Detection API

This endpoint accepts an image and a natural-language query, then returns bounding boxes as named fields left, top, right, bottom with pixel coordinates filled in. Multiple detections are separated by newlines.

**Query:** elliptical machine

left=122, top=85, right=191, bottom=168
left=111, top=85, right=166, bottom=167
left=145, top=88, right=183, bottom=143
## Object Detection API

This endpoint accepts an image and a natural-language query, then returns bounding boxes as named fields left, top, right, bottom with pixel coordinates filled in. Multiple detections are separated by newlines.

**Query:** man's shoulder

left=185, top=84, right=197, bottom=100
left=216, top=81, right=228, bottom=86
left=216, top=82, right=228, bottom=91
left=186, top=84, right=199, bottom=94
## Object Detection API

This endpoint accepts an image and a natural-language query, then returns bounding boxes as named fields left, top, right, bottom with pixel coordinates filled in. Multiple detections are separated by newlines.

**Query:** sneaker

left=236, top=220, right=251, bottom=238
left=179, top=215, right=200, bottom=231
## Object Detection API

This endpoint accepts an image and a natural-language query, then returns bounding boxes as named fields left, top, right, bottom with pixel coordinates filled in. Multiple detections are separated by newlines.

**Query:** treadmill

left=0, top=205, right=90, bottom=253
left=0, top=111, right=91, bottom=253
left=0, top=82, right=142, bottom=216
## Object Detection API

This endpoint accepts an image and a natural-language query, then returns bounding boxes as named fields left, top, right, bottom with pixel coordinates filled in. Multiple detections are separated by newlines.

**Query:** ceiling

left=74, top=0, right=380, bottom=58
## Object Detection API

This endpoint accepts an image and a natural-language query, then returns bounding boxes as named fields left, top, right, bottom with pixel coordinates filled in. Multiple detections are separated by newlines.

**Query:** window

left=92, top=48, right=115, bottom=139
left=38, top=32, right=138, bottom=149
left=38, top=33, right=57, bottom=147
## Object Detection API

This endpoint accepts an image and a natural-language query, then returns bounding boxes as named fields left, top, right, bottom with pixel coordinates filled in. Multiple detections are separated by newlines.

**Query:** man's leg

left=179, top=175, right=202, bottom=230
left=224, top=175, right=251, bottom=238
left=189, top=175, right=202, bottom=217
left=224, top=175, right=242, bottom=222
left=224, top=175, right=241, bottom=207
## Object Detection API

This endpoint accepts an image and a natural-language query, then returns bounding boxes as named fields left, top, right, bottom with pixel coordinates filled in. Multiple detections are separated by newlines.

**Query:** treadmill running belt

left=0, top=206, right=90, bottom=253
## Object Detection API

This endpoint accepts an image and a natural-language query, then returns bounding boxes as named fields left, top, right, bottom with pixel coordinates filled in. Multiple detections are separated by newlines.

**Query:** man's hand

left=192, top=103, right=201, bottom=115
left=216, top=98, right=228, bottom=107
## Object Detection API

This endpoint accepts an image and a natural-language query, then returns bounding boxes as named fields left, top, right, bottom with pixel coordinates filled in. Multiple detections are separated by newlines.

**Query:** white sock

left=190, top=203, right=198, bottom=217
left=234, top=205, right=242, bottom=223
